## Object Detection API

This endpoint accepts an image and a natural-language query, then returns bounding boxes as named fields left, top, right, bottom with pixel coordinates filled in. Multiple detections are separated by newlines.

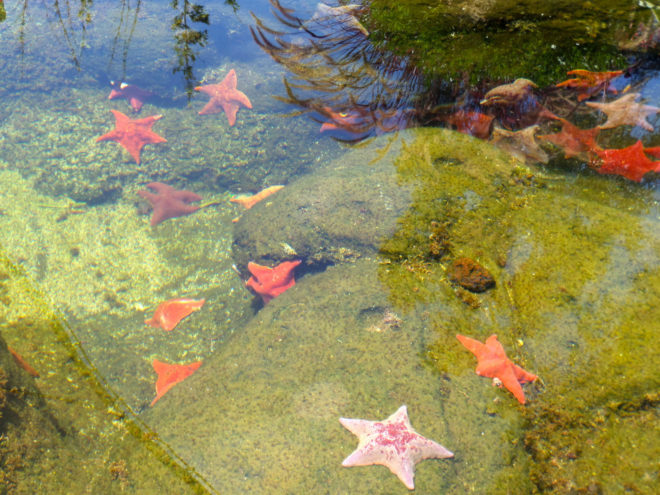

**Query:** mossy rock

left=231, top=128, right=522, bottom=271
left=145, top=259, right=534, bottom=493
left=226, top=127, right=658, bottom=492
left=366, top=0, right=646, bottom=86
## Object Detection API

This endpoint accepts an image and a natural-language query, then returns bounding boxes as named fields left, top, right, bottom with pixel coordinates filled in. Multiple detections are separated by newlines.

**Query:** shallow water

left=0, top=0, right=658, bottom=493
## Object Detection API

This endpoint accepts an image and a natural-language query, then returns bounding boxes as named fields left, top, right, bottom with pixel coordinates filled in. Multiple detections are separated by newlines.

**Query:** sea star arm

left=497, top=364, right=527, bottom=404
left=512, top=363, right=538, bottom=384
left=456, top=334, right=486, bottom=357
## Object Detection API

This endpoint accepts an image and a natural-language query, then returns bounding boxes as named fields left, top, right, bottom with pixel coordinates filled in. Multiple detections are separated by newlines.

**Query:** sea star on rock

left=96, top=110, right=166, bottom=164
left=150, top=359, right=202, bottom=406
left=490, top=125, right=549, bottom=164
left=444, top=109, right=494, bottom=139
left=586, top=93, right=660, bottom=131
left=340, top=405, right=453, bottom=490
left=457, top=334, right=538, bottom=404
left=144, top=298, right=205, bottom=331
left=137, top=182, right=202, bottom=226
left=195, top=69, right=252, bottom=126
left=481, top=78, right=538, bottom=107
left=556, top=69, right=623, bottom=101
left=537, top=118, right=601, bottom=159
left=245, top=260, right=302, bottom=303
left=230, top=185, right=284, bottom=209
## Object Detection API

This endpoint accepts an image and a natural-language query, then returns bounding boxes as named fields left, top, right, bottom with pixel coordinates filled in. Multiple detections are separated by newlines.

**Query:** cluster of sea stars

left=139, top=254, right=303, bottom=405
left=94, top=71, right=301, bottom=404
left=440, top=69, right=660, bottom=182
left=98, top=69, right=252, bottom=165
left=136, top=257, right=302, bottom=405
left=340, top=334, right=537, bottom=489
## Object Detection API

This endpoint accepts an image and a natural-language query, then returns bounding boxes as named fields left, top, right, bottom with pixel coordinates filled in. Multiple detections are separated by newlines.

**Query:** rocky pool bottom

left=0, top=128, right=658, bottom=493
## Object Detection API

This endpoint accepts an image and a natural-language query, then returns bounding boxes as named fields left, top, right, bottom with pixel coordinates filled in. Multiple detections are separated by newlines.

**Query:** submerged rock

left=449, top=257, right=496, bottom=293
left=224, top=127, right=659, bottom=493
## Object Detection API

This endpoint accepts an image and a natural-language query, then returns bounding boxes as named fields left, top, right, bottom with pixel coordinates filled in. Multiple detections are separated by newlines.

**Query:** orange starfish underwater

left=96, top=110, right=166, bottom=164
left=195, top=69, right=252, bottom=126
left=592, top=140, right=660, bottom=182
left=144, top=298, right=205, bottom=331
left=230, top=185, right=284, bottom=210
left=457, top=334, right=538, bottom=404
left=150, top=359, right=202, bottom=406
left=245, top=260, right=302, bottom=304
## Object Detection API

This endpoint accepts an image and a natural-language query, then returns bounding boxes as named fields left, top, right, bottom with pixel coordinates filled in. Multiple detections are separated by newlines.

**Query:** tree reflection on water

left=251, top=0, right=419, bottom=141
left=5, top=0, right=236, bottom=94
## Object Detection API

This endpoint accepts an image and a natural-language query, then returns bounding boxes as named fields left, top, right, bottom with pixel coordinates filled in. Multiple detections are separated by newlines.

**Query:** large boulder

left=152, top=128, right=658, bottom=493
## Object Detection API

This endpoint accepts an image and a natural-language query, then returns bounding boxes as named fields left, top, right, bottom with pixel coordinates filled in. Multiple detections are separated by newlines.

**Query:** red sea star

left=444, top=109, right=494, bottom=139
left=195, top=69, right=252, bottom=126
left=555, top=69, right=623, bottom=101
left=96, top=110, right=166, bottom=164
left=245, top=260, right=302, bottom=303
left=150, top=359, right=202, bottom=406
left=340, top=405, right=453, bottom=490
left=537, top=118, right=601, bottom=159
left=592, top=140, right=660, bottom=182
left=108, top=81, right=153, bottom=112
left=144, top=298, right=205, bottom=331
left=457, top=334, right=538, bottom=404
left=137, top=182, right=202, bottom=226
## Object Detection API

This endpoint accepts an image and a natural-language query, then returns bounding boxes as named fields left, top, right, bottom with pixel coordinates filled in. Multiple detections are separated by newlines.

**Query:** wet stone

left=449, top=257, right=496, bottom=293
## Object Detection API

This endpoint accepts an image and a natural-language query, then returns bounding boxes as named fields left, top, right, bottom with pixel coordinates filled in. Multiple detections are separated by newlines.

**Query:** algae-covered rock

left=0, top=251, right=211, bottom=494
left=226, top=127, right=658, bottom=493
left=232, top=128, right=521, bottom=270
left=231, top=136, right=414, bottom=270
left=146, top=259, right=532, bottom=493
left=367, top=0, right=646, bottom=85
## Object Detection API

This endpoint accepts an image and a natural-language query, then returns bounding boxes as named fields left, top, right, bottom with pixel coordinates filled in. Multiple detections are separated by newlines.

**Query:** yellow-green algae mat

left=377, top=129, right=660, bottom=492
left=0, top=247, right=213, bottom=493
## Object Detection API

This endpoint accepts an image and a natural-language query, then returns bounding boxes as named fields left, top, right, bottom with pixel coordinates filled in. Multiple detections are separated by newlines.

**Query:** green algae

left=372, top=128, right=659, bottom=493
left=367, top=0, right=643, bottom=86
left=0, top=246, right=213, bottom=494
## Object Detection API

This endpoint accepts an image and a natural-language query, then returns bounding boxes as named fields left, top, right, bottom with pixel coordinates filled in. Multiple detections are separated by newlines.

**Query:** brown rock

left=449, top=257, right=495, bottom=293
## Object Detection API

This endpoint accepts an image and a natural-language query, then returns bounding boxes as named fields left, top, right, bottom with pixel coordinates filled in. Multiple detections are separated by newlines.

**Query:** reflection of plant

left=251, top=0, right=418, bottom=141
left=171, top=0, right=210, bottom=94
left=14, top=0, right=94, bottom=68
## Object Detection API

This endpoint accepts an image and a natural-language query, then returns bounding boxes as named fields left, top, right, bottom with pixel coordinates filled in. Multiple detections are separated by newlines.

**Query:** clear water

left=0, top=0, right=658, bottom=493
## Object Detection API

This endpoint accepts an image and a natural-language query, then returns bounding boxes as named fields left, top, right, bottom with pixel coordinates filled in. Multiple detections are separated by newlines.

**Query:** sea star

left=108, top=81, right=153, bottom=112
left=538, top=118, right=601, bottom=159
left=230, top=185, right=284, bottom=209
left=144, top=298, right=205, bottom=331
left=195, top=69, right=252, bottom=126
left=592, top=140, right=660, bottom=182
left=556, top=69, right=623, bottom=101
left=490, top=125, right=549, bottom=164
left=586, top=93, right=660, bottom=131
left=245, top=260, right=302, bottom=303
left=137, top=182, right=202, bottom=226
left=481, top=78, right=538, bottom=106
left=340, top=405, right=453, bottom=490
left=96, top=110, right=166, bottom=164
left=444, top=109, right=494, bottom=139
left=457, top=334, right=538, bottom=404
left=150, top=359, right=202, bottom=406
